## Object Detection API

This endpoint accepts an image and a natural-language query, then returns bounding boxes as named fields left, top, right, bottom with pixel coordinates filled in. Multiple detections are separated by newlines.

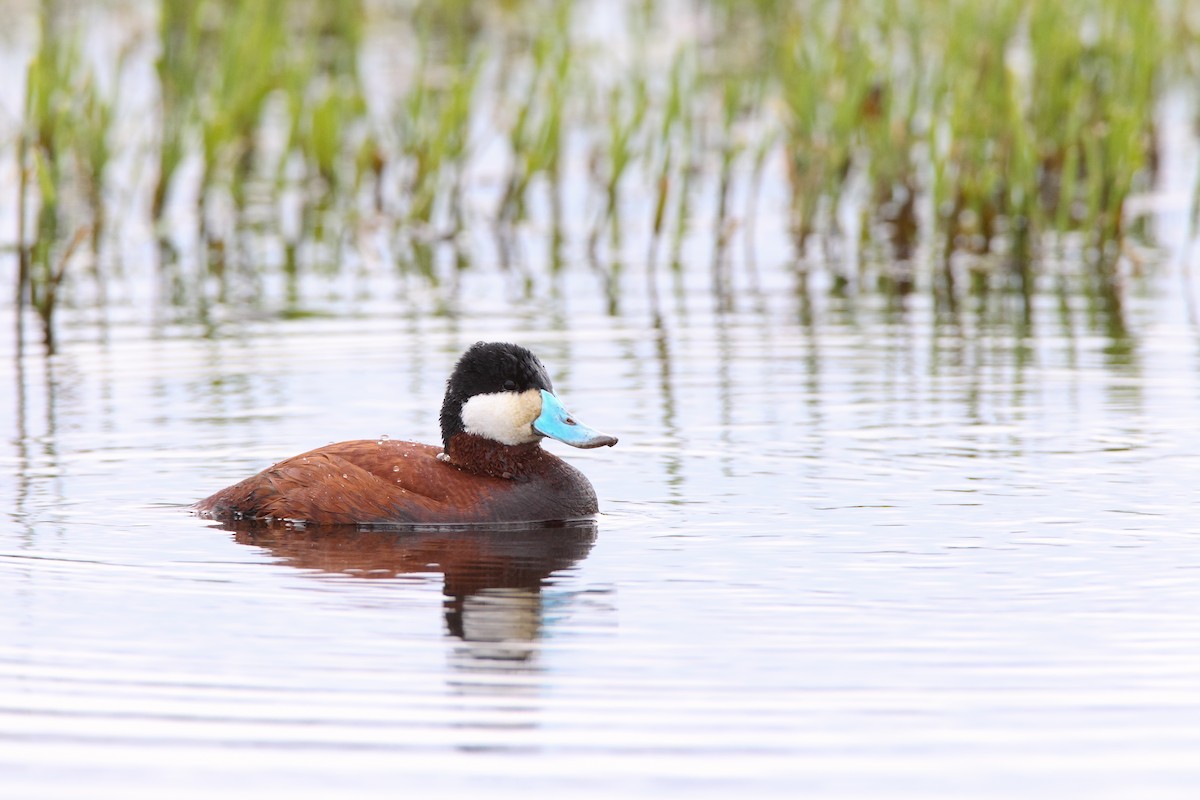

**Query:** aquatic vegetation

left=16, top=4, right=115, bottom=350
left=5, top=0, right=1196, bottom=349
left=497, top=0, right=571, bottom=231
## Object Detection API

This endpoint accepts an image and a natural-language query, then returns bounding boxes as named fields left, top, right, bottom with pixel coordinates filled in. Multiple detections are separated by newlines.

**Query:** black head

left=439, top=342, right=554, bottom=448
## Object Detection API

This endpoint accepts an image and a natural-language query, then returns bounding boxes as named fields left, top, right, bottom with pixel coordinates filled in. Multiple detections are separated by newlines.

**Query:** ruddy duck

left=194, top=342, right=617, bottom=525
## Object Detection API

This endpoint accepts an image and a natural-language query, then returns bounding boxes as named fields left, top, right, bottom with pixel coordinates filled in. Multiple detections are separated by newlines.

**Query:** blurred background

left=4, top=0, right=1199, bottom=347
left=4, top=2, right=1200, bottom=798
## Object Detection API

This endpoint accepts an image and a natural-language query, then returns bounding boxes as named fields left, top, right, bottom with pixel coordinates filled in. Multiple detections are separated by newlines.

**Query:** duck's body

left=194, top=342, right=616, bottom=526
left=195, top=434, right=599, bottom=525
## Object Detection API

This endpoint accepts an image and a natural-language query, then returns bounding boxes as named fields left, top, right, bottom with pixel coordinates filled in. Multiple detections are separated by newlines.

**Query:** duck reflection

left=224, top=520, right=597, bottom=668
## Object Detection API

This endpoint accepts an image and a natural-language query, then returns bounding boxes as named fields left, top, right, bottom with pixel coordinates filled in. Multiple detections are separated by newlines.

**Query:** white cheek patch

left=460, top=389, right=543, bottom=445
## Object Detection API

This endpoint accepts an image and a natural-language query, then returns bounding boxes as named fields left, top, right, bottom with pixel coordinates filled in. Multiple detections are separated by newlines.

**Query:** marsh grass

left=16, top=3, right=116, bottom=350
left=8, top=0, right=1197, bottom=349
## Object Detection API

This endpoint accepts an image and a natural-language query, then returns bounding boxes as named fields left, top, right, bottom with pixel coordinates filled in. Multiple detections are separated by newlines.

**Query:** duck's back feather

left=195, top=438, right=598, bottom=525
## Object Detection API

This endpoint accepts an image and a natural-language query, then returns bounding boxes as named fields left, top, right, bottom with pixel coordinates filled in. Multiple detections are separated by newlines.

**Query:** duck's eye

left=503, top=379, right=517, bottom=391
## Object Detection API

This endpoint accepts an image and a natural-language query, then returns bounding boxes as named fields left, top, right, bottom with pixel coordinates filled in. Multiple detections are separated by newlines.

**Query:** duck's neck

left=444, top=433, right=547, bottom=480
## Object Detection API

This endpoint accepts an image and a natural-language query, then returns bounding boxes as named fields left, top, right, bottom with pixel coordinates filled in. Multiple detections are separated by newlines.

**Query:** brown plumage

left=194, top=434, right=599, bottom=525
left=194, top=342, right=616, bottom=526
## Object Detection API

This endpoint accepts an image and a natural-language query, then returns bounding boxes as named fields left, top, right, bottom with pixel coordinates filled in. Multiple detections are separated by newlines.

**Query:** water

left=4, top=264, right=1200, bottom=798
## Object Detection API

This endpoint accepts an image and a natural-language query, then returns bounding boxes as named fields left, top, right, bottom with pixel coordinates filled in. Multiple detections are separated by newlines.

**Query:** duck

left=194, top=342, right=618, bottom=525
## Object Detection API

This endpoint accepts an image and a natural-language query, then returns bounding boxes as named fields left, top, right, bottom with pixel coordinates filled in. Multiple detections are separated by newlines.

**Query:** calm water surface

left=3, top=268, right=1200, bottom=798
